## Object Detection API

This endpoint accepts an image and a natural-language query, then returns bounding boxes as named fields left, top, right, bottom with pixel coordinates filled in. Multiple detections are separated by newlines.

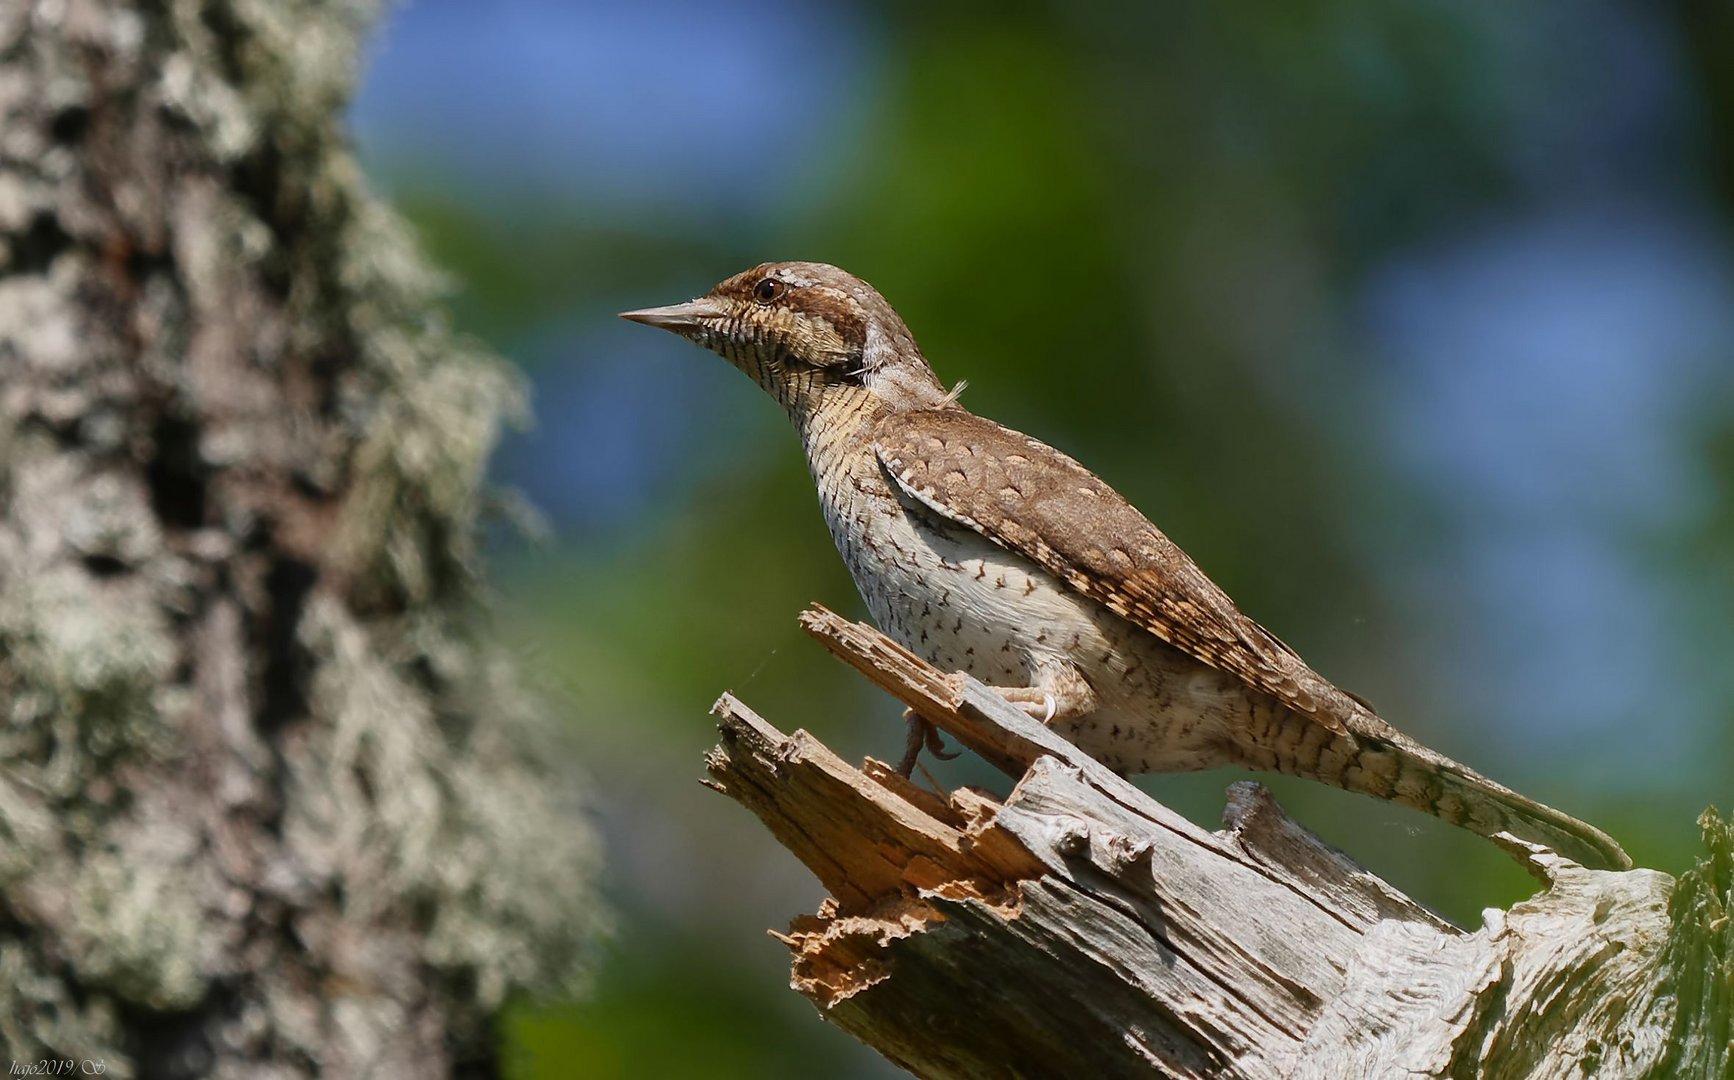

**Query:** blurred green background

left=349, top=2, right=1734, bottom=1075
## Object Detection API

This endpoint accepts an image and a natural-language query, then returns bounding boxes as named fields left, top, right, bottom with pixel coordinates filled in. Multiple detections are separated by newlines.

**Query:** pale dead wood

left=703, top=605, right=1712, bottom=1079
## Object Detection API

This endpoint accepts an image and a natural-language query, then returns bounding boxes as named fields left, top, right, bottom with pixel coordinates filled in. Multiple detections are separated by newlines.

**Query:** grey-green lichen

left=0, top=943, right=128, bottom=1068
left=292, top=599, right=602, bottom=1010
left=1651, top=807, right=1734, bottom=1079
left=0, top=0, right=602, bottom=1072
left=58, top=851, right=211, bottom=1011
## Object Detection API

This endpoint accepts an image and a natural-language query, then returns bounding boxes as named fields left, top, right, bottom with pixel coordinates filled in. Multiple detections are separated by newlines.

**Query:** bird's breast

left=810, top=443, right=1112, bottom=686
left=804, top=439, right=1261, bottom=774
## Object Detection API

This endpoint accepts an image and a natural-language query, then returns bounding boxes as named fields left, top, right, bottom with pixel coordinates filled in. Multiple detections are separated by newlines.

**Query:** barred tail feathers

left=1242, top=712, right=1632, bottom=872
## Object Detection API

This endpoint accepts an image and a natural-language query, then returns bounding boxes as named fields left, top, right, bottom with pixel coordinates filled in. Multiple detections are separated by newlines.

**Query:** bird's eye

left=753, top=278, right=786, bottom=304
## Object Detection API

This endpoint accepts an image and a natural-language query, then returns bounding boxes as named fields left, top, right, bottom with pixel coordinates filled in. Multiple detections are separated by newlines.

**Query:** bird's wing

left=873, top=407, right=1368, bottom=735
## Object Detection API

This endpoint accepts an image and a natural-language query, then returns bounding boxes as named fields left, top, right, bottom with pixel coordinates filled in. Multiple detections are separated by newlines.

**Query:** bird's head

left=621, top=262, right=950, bottom=420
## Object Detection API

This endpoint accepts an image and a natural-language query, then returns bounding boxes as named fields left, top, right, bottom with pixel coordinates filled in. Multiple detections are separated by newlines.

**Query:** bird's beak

left=618, top=297, right=727, bottom=332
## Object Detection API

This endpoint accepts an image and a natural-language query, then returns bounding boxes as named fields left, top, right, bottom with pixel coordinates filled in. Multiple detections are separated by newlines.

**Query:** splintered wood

left=702, top=606, right=1680, bottom=1080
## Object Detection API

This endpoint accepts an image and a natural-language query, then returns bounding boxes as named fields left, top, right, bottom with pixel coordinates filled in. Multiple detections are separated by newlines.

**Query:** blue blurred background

left=349, top=2, right=1734, bottom=1074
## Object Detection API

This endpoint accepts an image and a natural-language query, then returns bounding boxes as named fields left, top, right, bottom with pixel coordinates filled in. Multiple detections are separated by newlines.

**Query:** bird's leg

left=898, top=663, right=1098, bottom=777
left=898, top=708, right=960, bottom=777
left=981, top=660, right=1099, bottom=726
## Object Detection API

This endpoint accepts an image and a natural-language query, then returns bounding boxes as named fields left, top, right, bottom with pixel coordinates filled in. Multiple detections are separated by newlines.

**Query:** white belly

left=836, top=493, right=1103, bottom=685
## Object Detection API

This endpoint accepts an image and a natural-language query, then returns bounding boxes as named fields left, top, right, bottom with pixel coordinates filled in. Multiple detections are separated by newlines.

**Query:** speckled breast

left=808, top=441, right=1064, bottom=669
left=800, top=426, right=1263, bottom=776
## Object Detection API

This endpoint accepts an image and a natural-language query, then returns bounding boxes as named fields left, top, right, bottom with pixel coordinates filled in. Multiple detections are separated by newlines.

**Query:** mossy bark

left=0, top=2, right=601, bottom=1075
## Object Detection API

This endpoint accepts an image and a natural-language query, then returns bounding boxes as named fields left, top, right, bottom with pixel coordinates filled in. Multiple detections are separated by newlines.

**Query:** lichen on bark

left=1653, top=807, right=1734, bottom=1078
left=0, top=1, right=601, bottom=1074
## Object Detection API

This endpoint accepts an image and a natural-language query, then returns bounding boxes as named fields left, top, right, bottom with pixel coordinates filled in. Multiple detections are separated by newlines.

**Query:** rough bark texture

left=705, top=606, right=1723, bottom=1079
left=0, top=2, right=601, bottom=1075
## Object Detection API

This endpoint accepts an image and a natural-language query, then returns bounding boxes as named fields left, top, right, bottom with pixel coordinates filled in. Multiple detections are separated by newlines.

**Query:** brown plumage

left=623, top=261, right=1632, bottom=872
left=874, top=409, right=1360, bottom=737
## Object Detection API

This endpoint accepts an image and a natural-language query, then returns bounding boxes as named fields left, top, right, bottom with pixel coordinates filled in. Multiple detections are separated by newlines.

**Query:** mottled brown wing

left=873, top=407, right=1367, bottom=736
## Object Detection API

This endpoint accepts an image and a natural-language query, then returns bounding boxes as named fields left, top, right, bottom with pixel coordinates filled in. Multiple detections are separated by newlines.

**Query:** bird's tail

left=1242, top=718, right=1632, bottom=871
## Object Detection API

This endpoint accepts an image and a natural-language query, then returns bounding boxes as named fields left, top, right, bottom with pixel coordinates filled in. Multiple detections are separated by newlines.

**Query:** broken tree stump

left=702, top=606, right=1729, bottom=1078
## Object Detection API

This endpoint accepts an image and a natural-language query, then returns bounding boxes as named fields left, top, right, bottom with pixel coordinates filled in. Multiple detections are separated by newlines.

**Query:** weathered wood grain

left=704, top=606, right=1712, bottom=1079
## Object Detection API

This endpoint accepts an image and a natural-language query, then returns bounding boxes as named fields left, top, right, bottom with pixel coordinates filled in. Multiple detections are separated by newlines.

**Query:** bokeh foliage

left=355, top=2, right=1734, bottom=1075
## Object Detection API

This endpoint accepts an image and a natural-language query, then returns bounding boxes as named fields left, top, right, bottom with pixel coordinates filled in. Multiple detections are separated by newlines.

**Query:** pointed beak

left=618, top=297, right=727, bottom=332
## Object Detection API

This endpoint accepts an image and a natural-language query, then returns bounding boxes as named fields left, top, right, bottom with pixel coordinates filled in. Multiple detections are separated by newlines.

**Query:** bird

left=621, top=261, right=1632, bottom=872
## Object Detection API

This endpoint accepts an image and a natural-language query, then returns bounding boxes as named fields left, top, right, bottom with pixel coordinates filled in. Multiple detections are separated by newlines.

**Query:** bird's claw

left=897, top=708, right=959, bottom=777
left=1003, top=689, right=1058, bottom=723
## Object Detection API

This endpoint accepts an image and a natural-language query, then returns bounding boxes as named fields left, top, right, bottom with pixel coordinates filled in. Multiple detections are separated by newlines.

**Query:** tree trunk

left=0, top=2, right=600, bottom=1075
left=706, top=606, right=1727, bottom=1079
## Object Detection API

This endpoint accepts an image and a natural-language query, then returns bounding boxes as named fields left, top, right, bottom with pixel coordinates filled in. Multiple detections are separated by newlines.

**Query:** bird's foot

left=989, top=671, right=1097, bottom=727
left=897, top=708, right=960, bottom=778
left=1000, top=688, right=1059, bottom=723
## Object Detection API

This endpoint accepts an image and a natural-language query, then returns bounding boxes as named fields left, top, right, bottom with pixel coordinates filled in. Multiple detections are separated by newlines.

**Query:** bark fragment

left=0, top=3, right=601, bottom=1074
